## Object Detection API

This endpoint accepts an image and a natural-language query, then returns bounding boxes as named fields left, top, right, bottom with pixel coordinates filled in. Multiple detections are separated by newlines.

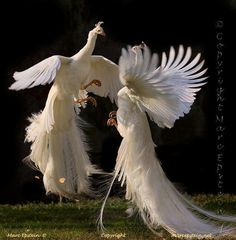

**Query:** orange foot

left=107, top=118, right=117, bottom=127
left=81, top=79, right=102, bottom=90
left=91, top=79, right=102, bottom=87
left=109, top=111, right=117, bottom=118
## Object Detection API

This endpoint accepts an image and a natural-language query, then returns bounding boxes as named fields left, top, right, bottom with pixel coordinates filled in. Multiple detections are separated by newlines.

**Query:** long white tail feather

left=97, top=173, right=117, bottom=232
left=102, top=44, right=236, bottom=238
left=25, top=85, right=100, bottom=199
left=102, top=98, right=236, bottom=238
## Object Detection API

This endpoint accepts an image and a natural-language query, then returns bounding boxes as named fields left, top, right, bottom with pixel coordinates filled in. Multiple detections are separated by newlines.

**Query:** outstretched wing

left=119, top=45, right=207, bottom=128
left=86, top=55, right=122, bottom=104
left=9, top=55, right=69, bottom=90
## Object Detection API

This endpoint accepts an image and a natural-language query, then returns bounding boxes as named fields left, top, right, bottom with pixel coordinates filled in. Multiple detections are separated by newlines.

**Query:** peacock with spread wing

left=9, top=22, right=121, bottom=199
left=102, top=43, right=236, bottom=238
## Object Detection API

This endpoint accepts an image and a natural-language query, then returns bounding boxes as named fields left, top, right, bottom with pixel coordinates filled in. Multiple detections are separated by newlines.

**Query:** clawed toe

left=107, top=118, right=117, bottom=127
left=92, top=79, right=102, bottom=87
left=87, top=97, right=97, bottom=107
left=109, top=111, right=117, bottom=118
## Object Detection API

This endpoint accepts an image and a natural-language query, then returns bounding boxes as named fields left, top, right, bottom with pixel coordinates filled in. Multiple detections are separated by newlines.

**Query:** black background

left=0, top=0, right=235, bottom=203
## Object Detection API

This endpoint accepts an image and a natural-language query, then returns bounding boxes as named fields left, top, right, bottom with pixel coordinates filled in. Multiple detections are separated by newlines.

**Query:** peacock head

left=89, top=21, right=106, bottom=38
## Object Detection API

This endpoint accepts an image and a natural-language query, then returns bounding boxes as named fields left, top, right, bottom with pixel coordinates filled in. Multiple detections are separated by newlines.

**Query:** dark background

left=0, top=0, right=235, bottom=203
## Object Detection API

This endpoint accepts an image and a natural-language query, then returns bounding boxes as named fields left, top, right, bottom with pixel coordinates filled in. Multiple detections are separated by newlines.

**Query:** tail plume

left=25, top=87, right=100, bottom=199
left=102, top=110, right=236, bottom=238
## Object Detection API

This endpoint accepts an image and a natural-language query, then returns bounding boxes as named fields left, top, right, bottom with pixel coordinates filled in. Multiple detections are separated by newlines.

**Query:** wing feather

left=174, top=47, right=192, bottom=70
left=185, top=60, right=205, bottom=75
left=9, top=55, right=66, bottom=90
left=119, top=45, right=207, bottom=128
left=163, top=46, right=175, bottom=70
left=180, top=53, right=201, bottom=72
left=161, top=52, right=167, bottom=68
left=148, top=53, right=159, bottom=72
left=86, top=55, right=122, bottom=104
left=168, top=45, right=184, bottom=70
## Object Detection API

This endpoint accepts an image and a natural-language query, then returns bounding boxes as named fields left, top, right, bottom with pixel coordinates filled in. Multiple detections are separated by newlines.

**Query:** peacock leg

left=80, top=80, right=102, bottom=90
left=109, top=111, right=117, bottom=119
left=74, top=96, right=97, bottom=107
left=107, top=111, right=117, bottom=127
left=107, top=118, right=117, bottom=128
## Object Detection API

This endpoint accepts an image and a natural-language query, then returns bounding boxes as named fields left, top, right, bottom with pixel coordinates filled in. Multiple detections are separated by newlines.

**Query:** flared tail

left=102, top=109, right=236, bottom=239
left=25, top=85, right=99, bottom=199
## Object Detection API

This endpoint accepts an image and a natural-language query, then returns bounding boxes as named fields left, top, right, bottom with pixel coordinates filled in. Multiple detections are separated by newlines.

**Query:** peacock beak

left=100, top=31, right=106, bottom=37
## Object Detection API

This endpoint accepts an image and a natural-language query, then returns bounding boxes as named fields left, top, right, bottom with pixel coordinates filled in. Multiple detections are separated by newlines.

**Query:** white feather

left=99, top=45, right=236, bottom=238
left=9, top=56, right=63, bottom=90
left=85, top=56, right=122, bottom=104
left=9, top=22, right=118, bottom=198
left=99, top=89, right=236, bottom=238
left=119, top=45, right=208, bottom=128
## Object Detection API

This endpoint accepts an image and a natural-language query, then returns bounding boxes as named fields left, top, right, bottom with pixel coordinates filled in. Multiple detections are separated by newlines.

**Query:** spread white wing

left=86, top=55, right=122, bottom=104
left=9, top=55, right=69, bottom=90
left=119, top=45, right=207, bottom=128
left=99, top=45, right=236, bottom=238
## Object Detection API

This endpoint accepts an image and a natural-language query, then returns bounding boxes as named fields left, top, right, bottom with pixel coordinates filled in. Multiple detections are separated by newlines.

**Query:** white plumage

left=9, top=22, right=121, bottom=198
left=101, top=44, right=236, bottom=238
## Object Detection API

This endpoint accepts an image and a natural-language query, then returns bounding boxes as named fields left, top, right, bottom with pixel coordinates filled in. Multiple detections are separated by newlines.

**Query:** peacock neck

left=73, top=33, right=97, bottom=60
